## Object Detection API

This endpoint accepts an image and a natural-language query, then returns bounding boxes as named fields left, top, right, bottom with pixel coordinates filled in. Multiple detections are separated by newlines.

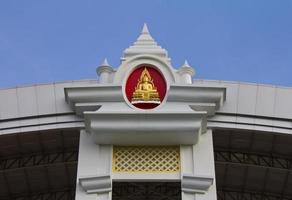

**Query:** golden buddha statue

left=131, top=68, right=161, bottom=104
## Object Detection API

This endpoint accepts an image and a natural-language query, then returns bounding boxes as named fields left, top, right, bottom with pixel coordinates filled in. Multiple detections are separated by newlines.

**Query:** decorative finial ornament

left=125, top=65, right=166, bottom=109
left=135, top=23, right=155, bottom=44
left=177, top=60, right=195, bottom=84
left=184, top=60, right=190, bottom=67
left=142, top=23, right=150, bottom=34
left=101, top=58, right=109, bottom=66
left=96, top=58, right=114, bottom=83
left=96, top=58, right=113, bottom=74
left=179, top=60, right=195, bottom=76
left=122, top=24, right=169, bottom=60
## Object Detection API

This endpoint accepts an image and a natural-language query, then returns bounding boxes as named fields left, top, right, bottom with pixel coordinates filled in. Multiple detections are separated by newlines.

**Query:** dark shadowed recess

left=0, top=129, right=80, bottom=200
left=113, top=182, right=181, bottom=200
left=213, top=129, right=292, bottom=200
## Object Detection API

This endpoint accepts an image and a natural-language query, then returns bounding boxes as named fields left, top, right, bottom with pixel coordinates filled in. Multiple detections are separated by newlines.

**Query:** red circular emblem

left=125, top=65, right=166, bottom=109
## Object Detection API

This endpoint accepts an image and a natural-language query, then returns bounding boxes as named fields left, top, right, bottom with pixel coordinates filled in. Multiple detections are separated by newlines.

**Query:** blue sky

left=0, top=0, right=292, bottom=88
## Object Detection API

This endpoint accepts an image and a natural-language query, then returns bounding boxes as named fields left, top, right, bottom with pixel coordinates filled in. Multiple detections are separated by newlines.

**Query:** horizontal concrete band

left=0, top=113, right=83, bottom=135
left=1, top=112, right=291, bottom=136
left=1, top=79, right=292, bottom=120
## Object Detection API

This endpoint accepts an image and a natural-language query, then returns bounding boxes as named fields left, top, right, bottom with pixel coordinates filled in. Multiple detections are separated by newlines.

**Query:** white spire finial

left=184, top=60, right=189, bottom=66
left=122, top=23, right=169, bottom=60
left=96, top=57, right=114, bottom=81
left=142, top=23, right=149, bottom=34
left=135, top=23, right=154, bottom=43
left=178, top=60, right=195, bottom=84
left=101, top=58, right=109, bottom=66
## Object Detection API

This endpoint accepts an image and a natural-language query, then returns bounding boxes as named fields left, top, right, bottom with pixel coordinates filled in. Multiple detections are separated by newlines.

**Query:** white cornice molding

left=190, top=103, right=216, bottom=116
left=168, top=85, right=226, bottom=105
left=64, top=83, right=226, bottom=144
left=181, top=175, right=213, bottom=194
left=64, top=85, right=123, bottom=114
left=65, top=85, right=123, bottom=104
left=64, top=84, right=225, bottom=116
left=84, top=111, right=206, bottom=145
left=79, top=174, right=111, bottom=194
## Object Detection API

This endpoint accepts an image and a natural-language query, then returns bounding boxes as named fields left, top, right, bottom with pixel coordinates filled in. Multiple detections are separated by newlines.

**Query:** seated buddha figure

left=131, top=68, right=161, bottom=104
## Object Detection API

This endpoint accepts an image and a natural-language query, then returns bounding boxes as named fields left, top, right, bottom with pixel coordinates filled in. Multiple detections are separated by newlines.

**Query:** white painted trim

left=114, top=55, right=176, bottom=84
left=181, top=175, right=213, bottom=194
left=79, top=174, right=112, bottom=194
left=112, top=173, right=180, bottom=181
left=85, top=111, right=205, bottom=145
left=64, top=85, right=123, bottom=109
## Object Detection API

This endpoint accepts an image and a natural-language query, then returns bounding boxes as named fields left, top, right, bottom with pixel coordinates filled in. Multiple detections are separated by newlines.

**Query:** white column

left=76, top=130, right=112, bottom=200
left=193, top=129, right=216, bottom=200
left=181, top=129, right=216, bottom=200
left=181, top=145, right=196, bottom=200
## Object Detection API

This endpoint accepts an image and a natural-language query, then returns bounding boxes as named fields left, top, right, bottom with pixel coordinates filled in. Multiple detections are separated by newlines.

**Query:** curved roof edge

left=2, top=78, right=292, bottom=91
left=0, top=79, right=291, bottom=135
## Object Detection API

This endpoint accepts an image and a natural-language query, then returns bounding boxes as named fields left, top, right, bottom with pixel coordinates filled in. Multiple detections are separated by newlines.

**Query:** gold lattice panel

left=112, top=146, right=180, bottom=173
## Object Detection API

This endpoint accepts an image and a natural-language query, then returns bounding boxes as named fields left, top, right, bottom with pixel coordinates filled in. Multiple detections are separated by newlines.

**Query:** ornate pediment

left=64, top=24, right=226, bottom=144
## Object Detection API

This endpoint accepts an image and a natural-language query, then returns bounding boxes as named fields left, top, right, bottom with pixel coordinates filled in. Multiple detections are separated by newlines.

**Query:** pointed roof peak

left=181, top=60, right=192, bottom=68
left=142, top=23, right=149, bottom=34
left=101, top=58, right=109, bottom=66
left=96, top=57, right=114, bottom=76
left=135, top=23, right=155, bottom=44
left=122, top=24, right=169, bottom=60
left=178, top=59, right=195, bottom=76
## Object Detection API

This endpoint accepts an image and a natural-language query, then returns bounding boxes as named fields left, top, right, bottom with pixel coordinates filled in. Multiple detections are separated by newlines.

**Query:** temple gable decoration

left=125, top=66, right=166, bottom=109
left=132, top=68, right=160, bottom=104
